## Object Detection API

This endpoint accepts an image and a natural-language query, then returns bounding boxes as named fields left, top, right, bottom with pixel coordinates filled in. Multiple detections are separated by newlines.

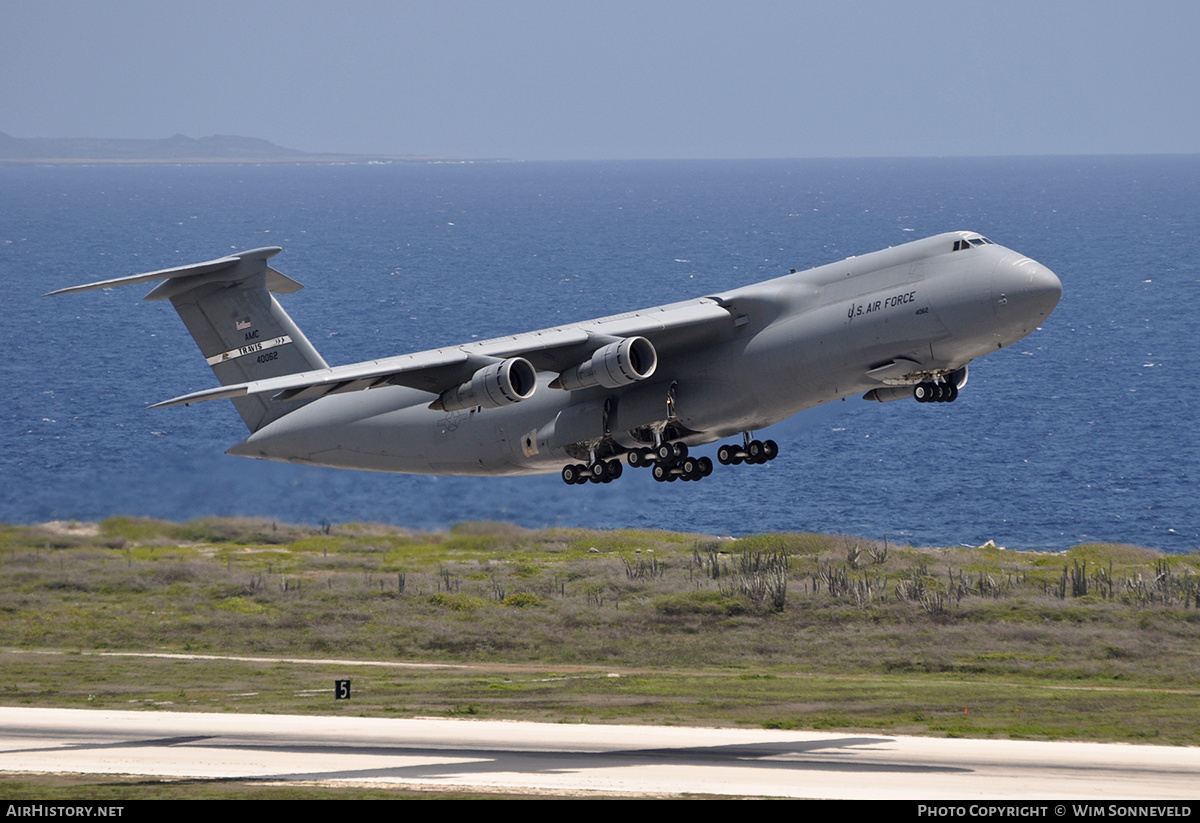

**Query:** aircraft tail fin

left=48, top=247, right=329, bottom=432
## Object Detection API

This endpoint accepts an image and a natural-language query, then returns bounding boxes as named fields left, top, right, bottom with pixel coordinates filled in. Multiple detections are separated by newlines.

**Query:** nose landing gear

left=914, top=381, right=958, bottom=403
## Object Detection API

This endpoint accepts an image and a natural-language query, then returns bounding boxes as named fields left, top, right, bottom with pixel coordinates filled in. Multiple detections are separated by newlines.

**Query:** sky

left=3, top=1, right=1198, bottom=160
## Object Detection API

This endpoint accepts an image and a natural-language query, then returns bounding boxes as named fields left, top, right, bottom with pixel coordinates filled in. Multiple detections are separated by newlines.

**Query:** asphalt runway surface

left=1, top=707, right=1197, bottom=798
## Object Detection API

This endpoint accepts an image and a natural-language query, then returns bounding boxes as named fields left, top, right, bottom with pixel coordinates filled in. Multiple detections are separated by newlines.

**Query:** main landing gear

left=716, top=433, right=779, bottom=466
left=559, top=430, right=779, bottom=485
left=652, top=453, right=714, bottom=482
left=561, top=458, right=624, bottom=485
left=628, top=441, right=714, bottom=482
left=913, top=381, right=958, bottom=403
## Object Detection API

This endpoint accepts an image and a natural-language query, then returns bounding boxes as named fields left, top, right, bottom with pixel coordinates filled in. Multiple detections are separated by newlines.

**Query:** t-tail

left=47, top=247, right=328, bottom=432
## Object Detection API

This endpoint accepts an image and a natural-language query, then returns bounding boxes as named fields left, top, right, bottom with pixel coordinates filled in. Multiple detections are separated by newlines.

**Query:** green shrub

left=501, top=592, right=541, bottom=608
left=655, top=590, right=747, bottom=616
left=428, top=593, right=488, bottom=612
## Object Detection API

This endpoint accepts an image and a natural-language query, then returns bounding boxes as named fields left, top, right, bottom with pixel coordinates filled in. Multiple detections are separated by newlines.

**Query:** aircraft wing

left=465, top=297, right=733, bottom=370
left=150, top=348, right=501, bottom=408
left=151, top=297, right=734, bottom=408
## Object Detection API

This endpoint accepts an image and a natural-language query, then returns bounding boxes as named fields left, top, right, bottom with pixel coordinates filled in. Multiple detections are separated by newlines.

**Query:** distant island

left=0, top=132, right=496, bottom=164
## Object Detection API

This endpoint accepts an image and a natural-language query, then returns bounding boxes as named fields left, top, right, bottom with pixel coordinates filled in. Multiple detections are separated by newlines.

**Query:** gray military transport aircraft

left=50, top=231, right=1061, bottom=485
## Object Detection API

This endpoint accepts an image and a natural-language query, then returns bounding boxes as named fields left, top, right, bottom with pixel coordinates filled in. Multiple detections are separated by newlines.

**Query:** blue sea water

left=1, top=157, right=1197, bottom=552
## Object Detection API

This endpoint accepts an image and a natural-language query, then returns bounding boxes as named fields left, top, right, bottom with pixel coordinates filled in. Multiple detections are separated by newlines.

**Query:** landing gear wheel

left=673, top=442, right=689, bottom=461
left=655, top=442, right=675, bottom=462
left=652, top=463, right=669, bottom=482
left=747, top=440, right=765, bottom=464
left=628, top=449, right=645, bottom=468
left=607, top=460, right=623, bottom=480
left=717, top=445, right=736, bottom=465
left=561, top=464, right=580, bottom=485
left=914, top=383, right=932, bottom=403
left=944, top=383, right=958, bottom=403
left=681, top=456, right=700, bottom=480
left=589, top=461, right=607, bottom=481
left=698, top=456, right=713, bottom=477
left=763, top=440, right=779, bottom=461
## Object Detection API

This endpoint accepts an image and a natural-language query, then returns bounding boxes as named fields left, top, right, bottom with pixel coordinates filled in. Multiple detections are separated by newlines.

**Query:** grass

left=0, top=772, right=580, bottom=800
left=3, top=517, right=1200, bottom=745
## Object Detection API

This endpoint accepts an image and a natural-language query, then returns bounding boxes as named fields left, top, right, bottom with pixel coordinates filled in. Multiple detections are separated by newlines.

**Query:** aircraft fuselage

left=222, top=231, right=1061, bottom=479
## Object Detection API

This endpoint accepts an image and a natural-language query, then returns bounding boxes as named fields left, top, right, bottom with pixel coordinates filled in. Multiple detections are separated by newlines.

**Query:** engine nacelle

left=433, top=358, right=538, bottom=412
left=553, top=337, right=657, bottom=391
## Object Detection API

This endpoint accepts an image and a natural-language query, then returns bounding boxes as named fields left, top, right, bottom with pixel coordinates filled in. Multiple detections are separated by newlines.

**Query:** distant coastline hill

left=0, top=133, right=481, bottom=164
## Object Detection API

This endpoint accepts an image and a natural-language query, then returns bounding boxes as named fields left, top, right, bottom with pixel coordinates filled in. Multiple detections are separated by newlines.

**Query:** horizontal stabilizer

left=45, top=247, right=301, bottom=301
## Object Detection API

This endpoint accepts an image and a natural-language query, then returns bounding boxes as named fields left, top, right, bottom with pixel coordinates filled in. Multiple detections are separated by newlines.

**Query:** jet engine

left=431, top=357, right=538, bottom=411
left=553, top=336, right=658, bottom=391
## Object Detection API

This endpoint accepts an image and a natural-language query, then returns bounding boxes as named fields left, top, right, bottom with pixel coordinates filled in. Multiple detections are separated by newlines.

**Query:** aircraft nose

left=992, top=255, right=1062, bottom=326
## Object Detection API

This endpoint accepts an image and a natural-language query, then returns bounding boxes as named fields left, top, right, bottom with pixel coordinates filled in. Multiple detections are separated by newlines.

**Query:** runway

left=1, top=707, right=1197, bottom=798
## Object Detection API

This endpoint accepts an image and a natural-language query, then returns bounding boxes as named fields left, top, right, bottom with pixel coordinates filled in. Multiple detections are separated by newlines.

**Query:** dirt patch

left=40, top=521, right=100, bottom=538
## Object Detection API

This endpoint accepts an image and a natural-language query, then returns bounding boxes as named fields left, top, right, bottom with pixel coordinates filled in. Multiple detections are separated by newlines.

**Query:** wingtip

left=44, top=284, right=85, bottom=297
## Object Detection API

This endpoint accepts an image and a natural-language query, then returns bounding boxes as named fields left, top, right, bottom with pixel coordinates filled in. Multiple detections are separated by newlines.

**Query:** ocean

left=2, top=156, right=1197, bottom=552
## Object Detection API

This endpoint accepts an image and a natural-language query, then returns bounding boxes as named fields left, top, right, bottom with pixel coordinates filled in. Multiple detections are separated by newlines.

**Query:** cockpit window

left=953, top=236, right=995, bottom=251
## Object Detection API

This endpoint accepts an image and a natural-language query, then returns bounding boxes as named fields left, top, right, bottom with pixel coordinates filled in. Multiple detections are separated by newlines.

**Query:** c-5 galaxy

left=50, top=231, right=1061, bottom=485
